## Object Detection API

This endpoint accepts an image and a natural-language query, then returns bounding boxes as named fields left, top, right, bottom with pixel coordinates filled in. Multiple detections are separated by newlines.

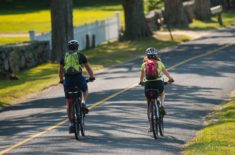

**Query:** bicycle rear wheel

left=157, top=101, right=164, bottom=136
left=73, top=102, right=81, bottom=140
left=152, top=101, right=158, bottom=139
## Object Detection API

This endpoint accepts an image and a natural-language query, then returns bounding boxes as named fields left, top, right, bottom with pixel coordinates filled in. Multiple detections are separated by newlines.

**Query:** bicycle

left=140, top=81, right=172, bottom=139
left=61, top=77, right=94, bottom=140
left=66, top=86, right=85, bottom=140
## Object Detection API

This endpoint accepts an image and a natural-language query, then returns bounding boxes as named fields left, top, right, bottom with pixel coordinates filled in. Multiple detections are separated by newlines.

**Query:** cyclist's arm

left=162, top=68, right=173, bottom=80
left=140, top=63, right=145, bottom=83
left=140, top=69, right=144, bottom=82
left=59, top=64, right=64, bottom=81
left=84, top=63, right=94, bottom=78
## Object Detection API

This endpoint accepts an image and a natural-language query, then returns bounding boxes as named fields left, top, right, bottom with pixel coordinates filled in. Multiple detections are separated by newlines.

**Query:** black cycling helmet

left=145, top=47, right=158, bottom=59
left=68, top=40, right=79, bottom=51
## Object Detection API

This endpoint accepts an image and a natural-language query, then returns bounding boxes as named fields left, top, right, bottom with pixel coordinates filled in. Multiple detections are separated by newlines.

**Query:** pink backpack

left=145, top=60, right=158, bottom=80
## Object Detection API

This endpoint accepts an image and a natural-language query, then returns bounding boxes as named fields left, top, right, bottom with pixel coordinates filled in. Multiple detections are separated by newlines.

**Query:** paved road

left=0, top=27, right=235, bottom=155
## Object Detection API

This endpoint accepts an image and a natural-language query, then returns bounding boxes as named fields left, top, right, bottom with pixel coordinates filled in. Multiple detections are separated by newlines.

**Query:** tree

left=122, top=0, right=152, bottom=40
left=50, top=0, right=74, bottom=61
left=164, top=0, right=188, bottom=27
left=194, top=0, right=211, bottom=21
left=147, top=0, right=162, bottom=11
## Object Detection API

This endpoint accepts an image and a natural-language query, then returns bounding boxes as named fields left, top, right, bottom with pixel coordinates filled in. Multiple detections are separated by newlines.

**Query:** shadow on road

left=1, top=29, right=235, bottom=154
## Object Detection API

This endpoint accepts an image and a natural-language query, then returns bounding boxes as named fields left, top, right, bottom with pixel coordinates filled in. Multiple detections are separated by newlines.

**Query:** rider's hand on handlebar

left=139, top=81, right=144, bottom=86
left=89, top=77, right=95, bottom=82
left=168, top=78, right=174, bottom=84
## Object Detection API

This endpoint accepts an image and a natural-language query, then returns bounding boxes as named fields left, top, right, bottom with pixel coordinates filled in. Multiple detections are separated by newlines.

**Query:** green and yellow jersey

left=141, top=60, right=166, bottom=81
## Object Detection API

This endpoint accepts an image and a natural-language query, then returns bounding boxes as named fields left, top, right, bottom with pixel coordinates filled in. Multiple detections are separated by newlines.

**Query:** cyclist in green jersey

left=59, top=40, right=95, bottom=133
left=139, top=47, right=174, bottom=115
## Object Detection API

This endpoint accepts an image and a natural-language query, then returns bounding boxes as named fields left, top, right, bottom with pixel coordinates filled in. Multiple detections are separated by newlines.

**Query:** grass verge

left=0, top=6, right=123, bottom=33
left=0, top=5, right=124, bottom=44
left=0, top=37, right=29, bottom=45
left=189, top=11, right=235, bottom=30
left=0, top=64, right=59, bottom=107
left=0, top=34, right=186, bottom=108
left=184, top=97, right=235, bottom=155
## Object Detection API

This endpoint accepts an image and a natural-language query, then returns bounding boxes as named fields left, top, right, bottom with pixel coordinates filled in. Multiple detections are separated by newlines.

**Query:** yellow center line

left=0, top=43, right=233, bottom=155
left=168, top=44, right=232, bottom=70
left=0, top=119, right=67, bottom=155
left=88, top=83, right=138, bottom=110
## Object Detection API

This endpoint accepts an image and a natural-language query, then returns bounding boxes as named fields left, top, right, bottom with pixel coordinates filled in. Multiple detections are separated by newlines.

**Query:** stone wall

left=0, top=41, right=50, bottom=78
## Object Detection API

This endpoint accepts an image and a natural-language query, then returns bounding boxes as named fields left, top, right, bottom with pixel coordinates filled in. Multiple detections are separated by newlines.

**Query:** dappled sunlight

left=0, top=63, right=59, bottom=105
left=26, top=64, right=58, bottom=77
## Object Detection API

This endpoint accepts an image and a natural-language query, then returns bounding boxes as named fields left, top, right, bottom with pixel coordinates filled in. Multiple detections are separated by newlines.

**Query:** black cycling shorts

left=63, top=74, right=88, bottom=99
left=144, top=80, right=164, bottom=97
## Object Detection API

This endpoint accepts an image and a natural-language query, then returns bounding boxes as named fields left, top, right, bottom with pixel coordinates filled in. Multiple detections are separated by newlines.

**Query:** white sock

left=82, top=100, right=85, bottom=104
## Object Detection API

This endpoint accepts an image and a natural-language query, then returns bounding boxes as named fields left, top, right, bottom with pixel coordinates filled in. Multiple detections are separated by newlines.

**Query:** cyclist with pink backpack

left=139, top=47, right=174, bottom=115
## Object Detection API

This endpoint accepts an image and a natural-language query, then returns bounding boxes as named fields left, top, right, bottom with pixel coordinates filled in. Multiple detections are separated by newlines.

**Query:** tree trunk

left=194, top=0, right=211, bottom=21
left=164, top=0, right=189, bottom=27
left=232, top=0, right=235, bottom=9
left=50, top=0, right=74, bottom=61
left=223, top=0, right=231, bottom=9
left=122, top=0, right=152, bottom=40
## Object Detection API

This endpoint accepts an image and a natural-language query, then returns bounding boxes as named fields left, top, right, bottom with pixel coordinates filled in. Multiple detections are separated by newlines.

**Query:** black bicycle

left=140, top=81, right=172, bottom=139
left=146, top=88, right=164, bottom=139
left=62, top=77, right=95, bottom=140
left=66, top=86, right=85, bottom=140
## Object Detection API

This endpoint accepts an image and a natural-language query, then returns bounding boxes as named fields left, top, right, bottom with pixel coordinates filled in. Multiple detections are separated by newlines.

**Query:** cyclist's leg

left=64, top=75, right=75, bottom=133
left=150, top=80, right=166, bottom=114
left=159, top=91, right=165, bottom=105
left=75, top=75, right=88, bottom=101
left=158, top=81, right=166, bottom=115
left=82, top=90, right=88, bottom=102
left=64, top=76, right=72, bottom=122
left=75, top=75, right=89, bottom=113
left=66, top=99, right=73, bottom=122
left=145, top=82, right=153, bottom=131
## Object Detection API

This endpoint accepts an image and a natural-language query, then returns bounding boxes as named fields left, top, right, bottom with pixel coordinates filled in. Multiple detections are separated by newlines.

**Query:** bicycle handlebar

left=139, top=80, right=174, bottom=86
left=59, top=77, right=95, bottom=84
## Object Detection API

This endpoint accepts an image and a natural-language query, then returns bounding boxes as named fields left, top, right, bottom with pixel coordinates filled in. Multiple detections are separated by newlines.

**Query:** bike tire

left=157, top=100, right=164, bottom=136
left=152, top=101, right=158, bottom=139
left=74, top=102, right=80, bottom=140
left=80, top=103, right=85, bottom=136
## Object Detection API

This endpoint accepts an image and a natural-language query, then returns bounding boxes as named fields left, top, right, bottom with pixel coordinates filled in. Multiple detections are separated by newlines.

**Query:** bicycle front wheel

left=80, top=104, right=85, bottom=136
left=157, top=100, right=164, bottom=136
left=73, top=103, right=81, bottom=140
left=152, top=101, right=158, bottom=139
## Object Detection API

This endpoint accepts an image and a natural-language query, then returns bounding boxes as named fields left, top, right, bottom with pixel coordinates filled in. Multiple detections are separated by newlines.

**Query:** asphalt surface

left=0, top=27, right=235, bottom=155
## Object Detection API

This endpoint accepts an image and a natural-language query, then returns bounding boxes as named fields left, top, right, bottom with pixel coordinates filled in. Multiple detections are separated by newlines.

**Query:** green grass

left=184, top=98, right=235, bottom=155
left=0, top=0, right=123, bottom=33
left=0, top=34, right=183, bottom=107
left=0, top=9, right=123, bottom=33
left=189, top=11, right=235, bottom=30
left=0, top=1, right=124, bottom=44
left=0, top=37, right=29, bottom=45
left=0, top=64, right=59, bottom=107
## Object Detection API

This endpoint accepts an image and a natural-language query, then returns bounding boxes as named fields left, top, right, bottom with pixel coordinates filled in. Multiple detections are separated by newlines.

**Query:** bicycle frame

left=66, top=87, right=85, bottom=140
left=146, top=89, right=164, bottom=139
